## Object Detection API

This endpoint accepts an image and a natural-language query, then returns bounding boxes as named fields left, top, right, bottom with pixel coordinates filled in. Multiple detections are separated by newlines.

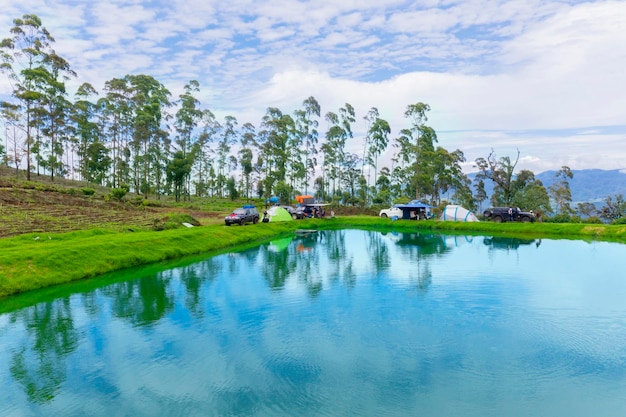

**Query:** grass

left=2, top=216, right=626, bottom=299
left=2, top=167, right=626, bottom=299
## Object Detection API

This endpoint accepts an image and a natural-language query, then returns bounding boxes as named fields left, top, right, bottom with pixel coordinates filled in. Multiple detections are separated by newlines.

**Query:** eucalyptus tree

left=473, top=178, right=488, bottom=212
left=193, top=110, right=218, bottom=196
left=322, top=103, right=355, bottom=197
left=474, top=148, right=521, bottom=205
left=549, top=165, right=574, bottom=214
left=576, top=202, right=598, bottom=218
left=70, top=83, right=103, bottom=182
left=362, top=107, right=379, bottom=177
left=600, top=194, right=626, bottom=222
left=297, top=96, right=320, bottom=194
left=166, top=150, right=192, bottom=202
left=258, top=107, right=295, bottom=198
left=173, top=80, right=204, bottom=157
left=373, top=166, right=392, bottom=204
left=510, top=170, right=551, bottom=213
left=214, top=115, right=238, bottom=198
left=0, top=14, right=56, bottom=180
left=37, top=52, right=76, bottom=180
left=173, top=80, right=210, bottom=199
left=0, top=101, right=23, bottom=173
left=238, top=122, right=256, bottom=199
left=366, top=115, right=390, bottom=189
left=429, top=147, right=471, bottom=207
left=393, top=103, right=437, bottom=201
left=340, top=153, right=362, bottom=204
left=100, top=77, right=133, bottom=188
left=125, top=74, right=171, bottom=197
left=313, top=176, right=326, bottom=201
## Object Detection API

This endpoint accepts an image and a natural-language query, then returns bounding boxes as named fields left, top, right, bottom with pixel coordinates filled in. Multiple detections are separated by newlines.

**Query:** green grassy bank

left=2, top=217, right=626, bottom=299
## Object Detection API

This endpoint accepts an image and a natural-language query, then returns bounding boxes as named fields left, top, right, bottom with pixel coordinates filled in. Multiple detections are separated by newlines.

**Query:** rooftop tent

left=440, top=205, right=479, bottom=222
left=295, top=195, right=314, bottom=205
left=263, top=206, right=293, bottom=222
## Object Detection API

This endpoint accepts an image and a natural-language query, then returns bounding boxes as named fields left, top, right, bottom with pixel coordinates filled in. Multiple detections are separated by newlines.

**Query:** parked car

left=294, top=205, right=313, bottom=219
left=379, top=205, right=403, bottom=218
left=225, top=205, right=260, bottom=226
left=483, top=207, right=535, bottom=223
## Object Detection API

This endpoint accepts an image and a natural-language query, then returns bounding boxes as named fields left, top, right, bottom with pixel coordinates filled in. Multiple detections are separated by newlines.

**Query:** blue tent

left=395, top=200, right=434, bottom=220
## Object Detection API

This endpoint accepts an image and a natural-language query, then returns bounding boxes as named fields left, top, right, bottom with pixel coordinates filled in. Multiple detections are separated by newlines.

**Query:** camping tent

left=262, top=206, right=293, bottom=222
left=268, top=236, right=294, bottom=252
left=395, top=200, right=434, bottom=220
left=440, top=205, right=479, bottom=222
left=295, top=195, right=314, bottom=205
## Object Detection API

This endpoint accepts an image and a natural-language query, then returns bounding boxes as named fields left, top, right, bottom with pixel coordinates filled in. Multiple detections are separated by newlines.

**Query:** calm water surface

left=1, top=230, right=625, bottom=416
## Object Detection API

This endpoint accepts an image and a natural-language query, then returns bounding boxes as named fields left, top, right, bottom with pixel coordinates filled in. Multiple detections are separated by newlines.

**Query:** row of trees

left=0, top=15, right=474, bottom=206
left=1, top=14, right=624, bottom=222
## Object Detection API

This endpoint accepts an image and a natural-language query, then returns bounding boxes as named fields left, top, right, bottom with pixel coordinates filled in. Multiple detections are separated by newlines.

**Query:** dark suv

left=225, top=205, right=260, bottom=226
left=483, top=207, right=535, bottom=223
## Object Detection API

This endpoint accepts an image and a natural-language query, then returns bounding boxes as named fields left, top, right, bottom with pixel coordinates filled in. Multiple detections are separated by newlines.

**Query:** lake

left=1, top=230, right=625, bottom=416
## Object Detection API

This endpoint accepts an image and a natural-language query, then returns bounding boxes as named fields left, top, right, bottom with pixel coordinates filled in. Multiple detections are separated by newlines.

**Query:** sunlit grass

left=1, top=216, right=625, bottom=299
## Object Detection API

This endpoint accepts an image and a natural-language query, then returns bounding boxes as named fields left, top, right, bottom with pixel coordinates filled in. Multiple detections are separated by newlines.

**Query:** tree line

left=1, top=14, right=624, bottom=222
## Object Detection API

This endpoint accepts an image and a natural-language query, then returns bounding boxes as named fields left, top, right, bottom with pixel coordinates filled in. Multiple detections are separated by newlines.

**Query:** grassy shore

left=2, top=216, right=626, bottom=299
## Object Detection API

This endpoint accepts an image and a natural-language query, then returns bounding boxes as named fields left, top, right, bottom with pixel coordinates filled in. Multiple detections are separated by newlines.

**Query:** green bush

left=152, top=213, right=200, bottom=231
left=109, top=187, right=128, bottom=202
left=81, top=187, right=95, bottom=196
left=583, top=216, right=604, bottom=224
left=544, top=213, right=572, bottom=223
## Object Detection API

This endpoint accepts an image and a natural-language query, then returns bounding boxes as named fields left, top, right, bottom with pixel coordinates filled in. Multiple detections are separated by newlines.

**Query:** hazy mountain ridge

left=469, top=169, right=626, bottom=204
left=536, top=169, right=626, bottom=203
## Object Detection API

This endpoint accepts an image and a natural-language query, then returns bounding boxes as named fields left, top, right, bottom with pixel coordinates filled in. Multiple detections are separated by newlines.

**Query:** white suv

left=379, top=205, right=403, bottom=218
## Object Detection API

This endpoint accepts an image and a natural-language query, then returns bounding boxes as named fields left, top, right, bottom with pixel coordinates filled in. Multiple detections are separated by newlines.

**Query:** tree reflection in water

left=9, top=298, right=78, bottom=404
left=3, top=230, right=465, bottom=405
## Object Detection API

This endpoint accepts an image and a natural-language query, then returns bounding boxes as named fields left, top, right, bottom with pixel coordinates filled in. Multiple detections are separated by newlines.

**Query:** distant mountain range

left=469, top=169, right=626, bottom=203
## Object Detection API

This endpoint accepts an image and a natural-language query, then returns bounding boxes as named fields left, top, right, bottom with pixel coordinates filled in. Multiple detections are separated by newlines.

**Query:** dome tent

left=440, top=205, right=479, bottom=222
left=269, top=236, right=294, bottom=252
left=262, top=206, right=293, bottom=222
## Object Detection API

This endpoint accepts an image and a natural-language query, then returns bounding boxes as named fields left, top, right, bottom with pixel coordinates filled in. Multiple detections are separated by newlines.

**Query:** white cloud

left=1, top=0, right=624, bottom=174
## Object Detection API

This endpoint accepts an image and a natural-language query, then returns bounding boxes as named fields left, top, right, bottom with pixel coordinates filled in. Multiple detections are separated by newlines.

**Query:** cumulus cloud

left=1, top=0, right=625, bottom=173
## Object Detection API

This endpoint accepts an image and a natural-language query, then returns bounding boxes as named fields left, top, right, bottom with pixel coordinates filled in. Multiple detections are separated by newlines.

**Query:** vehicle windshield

left=233, top=209, right=246, bottom=215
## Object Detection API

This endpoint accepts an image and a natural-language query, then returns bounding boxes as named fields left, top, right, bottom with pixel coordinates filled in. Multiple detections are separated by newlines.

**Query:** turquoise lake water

left=1, top=230, right=625, bottom=416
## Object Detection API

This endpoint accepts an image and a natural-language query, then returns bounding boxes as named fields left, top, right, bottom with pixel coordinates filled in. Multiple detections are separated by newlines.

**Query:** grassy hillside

left=0, top=166, right=255, bottom=237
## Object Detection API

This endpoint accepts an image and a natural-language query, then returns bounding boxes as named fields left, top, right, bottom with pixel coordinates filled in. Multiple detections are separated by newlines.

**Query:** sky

left=1, top=0, right=625, bottom=174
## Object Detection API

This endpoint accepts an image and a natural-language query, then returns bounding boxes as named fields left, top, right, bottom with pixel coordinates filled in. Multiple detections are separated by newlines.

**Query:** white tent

left=440, top=205, right=479, bottom=222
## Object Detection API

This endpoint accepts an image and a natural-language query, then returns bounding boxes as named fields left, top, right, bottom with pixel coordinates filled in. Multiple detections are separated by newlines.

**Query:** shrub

left=141, top=199, right=163, bottom=207
left=544, top=213, right=572, bottom=223
left=109, top=187, right=128, bottom=202
left=81, top=188, right=95, bottom=196
left=152, top=213, right=200, bottom=231
left=583, top=216, right=604, bottom=224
